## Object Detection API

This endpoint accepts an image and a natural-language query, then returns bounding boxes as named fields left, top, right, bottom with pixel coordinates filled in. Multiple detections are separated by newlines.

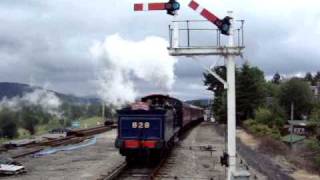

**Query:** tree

left=212, top=91, right=227, bottom=123
left=87, top=103, right=102, bottom=117
left=203, top=66, right=226, bottom=92
left=279, top=78, right=313, bottom=119
left=204, top=63, right=267, bottom=123
left=20, top=106, right=40, bottom=135
left=310, top=103, right=320, bottom=123
left=203, top=66, right=227, bottom=123
left=236, top=63, right=266, bottom=122
left=314, top=71, right=320, bottom=85
left=304, top=72, right=313, bottom=82
left=272, top=72, right=281, bottom=84
left=0, top=109, right=18, bottom=138
left=265, top=81, right=281, bottom=98
left=255, top=107, right=273, bottom=125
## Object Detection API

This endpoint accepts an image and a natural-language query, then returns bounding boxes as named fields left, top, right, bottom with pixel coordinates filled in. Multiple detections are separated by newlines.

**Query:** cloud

left=0, top=0, right=319, bottom=101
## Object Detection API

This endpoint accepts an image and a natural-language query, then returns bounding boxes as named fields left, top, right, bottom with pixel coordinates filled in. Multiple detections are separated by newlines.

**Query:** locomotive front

left=115, top=95, right=178, bottom=161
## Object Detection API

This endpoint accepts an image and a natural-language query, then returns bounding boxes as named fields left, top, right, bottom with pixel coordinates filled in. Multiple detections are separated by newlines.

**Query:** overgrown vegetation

left=306, top=138, right=320, bottom=167
left=203, top=63, right=267, bottom=124
left=204, top=66, right=320, bottom=172
left=0, top=101, right=113, bottom=140
left=0, top=109, right=18, bottom=138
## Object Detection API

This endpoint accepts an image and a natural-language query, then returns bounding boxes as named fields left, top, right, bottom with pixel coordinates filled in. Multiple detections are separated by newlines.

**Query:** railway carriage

left=115, top=94, right=203, bottom=161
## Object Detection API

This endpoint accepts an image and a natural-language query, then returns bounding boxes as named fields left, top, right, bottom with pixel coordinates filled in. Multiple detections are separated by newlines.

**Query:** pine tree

left=271, top=72, right=281, bottom=84
left=304, top=72, right=313, bottom=83
left=236, top=63, right=266, bottom=121
left=203, top=63, right=266, bottom=123
left=314, top=71, right=320, bottom=85
left=279, top=78, right=313, bottom=119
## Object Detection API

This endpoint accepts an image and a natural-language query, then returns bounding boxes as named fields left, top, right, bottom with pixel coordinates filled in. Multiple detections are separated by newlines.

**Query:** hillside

left=0, top=82, right=100, bottom=104
left=185, top=99, right=210, bottom=108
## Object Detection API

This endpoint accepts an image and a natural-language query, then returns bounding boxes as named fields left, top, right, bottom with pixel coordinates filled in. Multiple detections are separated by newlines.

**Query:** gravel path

left=237, top=139, right=294, bottom=180
left=214, top=125, right=294, bottom=180
left=157, top=122, right=226, bottom=180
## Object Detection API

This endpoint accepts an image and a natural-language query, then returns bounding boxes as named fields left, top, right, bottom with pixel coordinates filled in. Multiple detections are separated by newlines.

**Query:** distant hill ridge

left=185, top=99, right=210, bottom=108
left=0, top=82, right=100, bottom=104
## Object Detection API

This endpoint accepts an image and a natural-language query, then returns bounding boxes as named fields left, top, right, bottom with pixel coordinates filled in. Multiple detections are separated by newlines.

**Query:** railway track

left=99, top=144, right=218, bottom=180
left=3, top=124, right=116, bottom=159
left=99, top=150, right=170, bottom=180
left=99, top=123, right=206, bottom=180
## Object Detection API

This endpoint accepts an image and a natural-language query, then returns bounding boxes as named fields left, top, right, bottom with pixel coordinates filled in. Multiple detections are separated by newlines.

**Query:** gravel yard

left=1, top=122, right=295, bottom=180
left=1, top=129, right=124, bottom=180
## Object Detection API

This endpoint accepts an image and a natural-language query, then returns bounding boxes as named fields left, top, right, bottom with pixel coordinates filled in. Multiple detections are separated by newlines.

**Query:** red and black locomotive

left=115, top=94, right=203, bottom=161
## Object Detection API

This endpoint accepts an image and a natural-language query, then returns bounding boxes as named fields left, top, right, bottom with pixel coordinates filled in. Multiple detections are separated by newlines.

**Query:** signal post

left=134, top=1, right=249, bottom=179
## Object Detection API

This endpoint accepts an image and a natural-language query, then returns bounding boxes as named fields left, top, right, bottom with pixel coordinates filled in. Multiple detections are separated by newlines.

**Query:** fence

left=168, top=20, right=244, bottom=48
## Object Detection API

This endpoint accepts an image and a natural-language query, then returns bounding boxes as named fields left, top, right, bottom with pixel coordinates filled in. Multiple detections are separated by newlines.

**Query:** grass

left=79, top=116, right=103, bottom=128
left=17, top=128, right=31, bottom=139
left=0, top=116, right=103, bottom=145
left=0, top=128, right=31, bottom=145
left=0, top=138, right=7, bottom=144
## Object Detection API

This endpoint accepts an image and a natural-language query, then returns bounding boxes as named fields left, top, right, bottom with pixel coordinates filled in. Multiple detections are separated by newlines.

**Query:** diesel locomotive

left=115, top=94, right=204, bottom=161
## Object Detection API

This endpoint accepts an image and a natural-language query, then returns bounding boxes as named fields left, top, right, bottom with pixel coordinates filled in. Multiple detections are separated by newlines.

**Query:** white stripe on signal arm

left=189, top=1, right=204, bottom=15
left=195, top=6, right=204, bottom=14
left=143, top=3, right=148, bottom=11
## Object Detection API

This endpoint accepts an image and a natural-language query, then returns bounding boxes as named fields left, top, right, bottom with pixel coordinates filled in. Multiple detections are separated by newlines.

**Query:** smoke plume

left=90, top=34, right=177, bottom=106
left=0, top=89, right=62, bottom=117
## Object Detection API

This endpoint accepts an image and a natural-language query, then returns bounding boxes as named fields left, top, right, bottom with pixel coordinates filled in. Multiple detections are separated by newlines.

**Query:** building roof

left=281, top=134, right=305, bottom=143
left=287, top=120, right=310, bottom=126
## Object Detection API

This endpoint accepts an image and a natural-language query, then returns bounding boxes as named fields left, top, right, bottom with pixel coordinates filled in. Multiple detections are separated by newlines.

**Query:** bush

left=0, top=120, right=18, bottom=139
left=254, top=107, right=285, bottom=128
left=243, top=119, right=281, bottom=139
left=255, top=108, right=273, bottom=125
left=0, top=110, right=18, bottom=139
left=310, top=107, right=320, bottom=123
left=243, top=119, right=256, bottom=128
left=303, top=138, right=320, bottom=170
left=306, top=138, right=320, bottom=151
left=315, top=156, right=320, bottom=167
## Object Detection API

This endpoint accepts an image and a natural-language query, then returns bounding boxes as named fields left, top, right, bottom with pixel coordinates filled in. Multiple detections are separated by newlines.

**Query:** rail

left=101, top=156, right=169, bottom=180
left=5, top=124, right=116, bottom=159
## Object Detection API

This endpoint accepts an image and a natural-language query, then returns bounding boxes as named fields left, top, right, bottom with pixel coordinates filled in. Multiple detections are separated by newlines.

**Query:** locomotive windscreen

left=141, top=94, right=183, bottom=127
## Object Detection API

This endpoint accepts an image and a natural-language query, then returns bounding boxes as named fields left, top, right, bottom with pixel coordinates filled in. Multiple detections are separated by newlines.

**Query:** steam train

left=115, top=94, right=204, bottom=161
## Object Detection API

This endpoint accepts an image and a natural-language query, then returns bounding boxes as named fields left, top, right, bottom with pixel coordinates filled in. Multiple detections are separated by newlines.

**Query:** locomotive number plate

left=132, top=122, right=150, bottom=128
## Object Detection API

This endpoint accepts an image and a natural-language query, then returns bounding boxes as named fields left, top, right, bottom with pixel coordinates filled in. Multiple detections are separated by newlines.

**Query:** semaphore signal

left=134, top=0, right=180, bottom=16
left=188, top=0, right=231, bottom=35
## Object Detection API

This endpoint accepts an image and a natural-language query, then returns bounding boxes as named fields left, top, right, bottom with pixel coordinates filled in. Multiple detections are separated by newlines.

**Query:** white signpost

left=134, top=0, right=248, bottom=179
left=168, top=2, right=247, bottom=180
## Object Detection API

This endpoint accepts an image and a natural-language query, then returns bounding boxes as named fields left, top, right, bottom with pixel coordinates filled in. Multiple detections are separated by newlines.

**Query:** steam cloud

left=90, top=34, right=177, bottom=106
left=0, top=89, right=62, bottom=117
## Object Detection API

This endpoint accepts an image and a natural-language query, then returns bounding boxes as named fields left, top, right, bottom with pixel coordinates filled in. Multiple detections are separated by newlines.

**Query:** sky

left=0, top=0, right=319, bottom=101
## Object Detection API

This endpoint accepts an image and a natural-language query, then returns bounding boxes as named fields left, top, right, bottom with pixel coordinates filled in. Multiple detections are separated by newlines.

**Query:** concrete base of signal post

left=232, top=170, right=251, bottom=180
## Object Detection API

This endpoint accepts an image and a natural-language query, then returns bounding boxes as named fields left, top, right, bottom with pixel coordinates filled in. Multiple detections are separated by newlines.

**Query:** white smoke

left=0, top=89, right=62, bottom=117
left=90, top=34, right=177, bottom=106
